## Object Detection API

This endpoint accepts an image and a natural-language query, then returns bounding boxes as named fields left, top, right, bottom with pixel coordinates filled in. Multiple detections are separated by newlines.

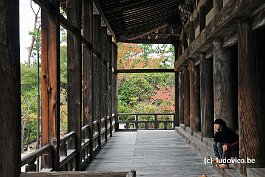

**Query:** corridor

left=86, top=130, right=218, bottom=177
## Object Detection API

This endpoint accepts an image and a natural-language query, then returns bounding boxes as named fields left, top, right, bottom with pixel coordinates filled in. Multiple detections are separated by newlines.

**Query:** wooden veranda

left=1, top=0, right=265, bottom=177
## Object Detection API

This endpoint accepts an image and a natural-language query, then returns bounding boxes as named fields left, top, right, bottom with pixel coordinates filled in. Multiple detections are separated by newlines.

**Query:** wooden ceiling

left=96, top=0, right=186, bottom=43
left=60, top=0, right=188, bottom=44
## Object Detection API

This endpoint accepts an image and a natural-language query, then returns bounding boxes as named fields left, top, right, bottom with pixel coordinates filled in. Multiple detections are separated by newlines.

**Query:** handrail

left=21, top=119, right=116, bottom=171
left=60, top=131, right=75, bottom=143
left=118, top=113, right=175, bottom=130
left=21, top=144, right=53, bottom=167
left=118, top=113, right=175, bottom=115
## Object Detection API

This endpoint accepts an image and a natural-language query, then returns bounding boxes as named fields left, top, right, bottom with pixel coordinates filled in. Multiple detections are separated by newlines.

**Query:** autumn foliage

left=117, top=43, right=175, bottom=114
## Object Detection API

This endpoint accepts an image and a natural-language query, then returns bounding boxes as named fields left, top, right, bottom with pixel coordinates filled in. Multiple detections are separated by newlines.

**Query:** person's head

left=214, top=118, right=227, bottom=131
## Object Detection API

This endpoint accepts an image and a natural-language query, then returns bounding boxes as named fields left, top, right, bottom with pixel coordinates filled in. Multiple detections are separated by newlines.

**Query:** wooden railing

left=21, top=114, right=116, bottom=172
left=118, top=113, right=175, bottom=130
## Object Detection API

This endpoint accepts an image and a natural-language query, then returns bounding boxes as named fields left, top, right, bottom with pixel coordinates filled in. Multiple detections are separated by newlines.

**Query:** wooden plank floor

left=86, top=130, right=219, bottom=177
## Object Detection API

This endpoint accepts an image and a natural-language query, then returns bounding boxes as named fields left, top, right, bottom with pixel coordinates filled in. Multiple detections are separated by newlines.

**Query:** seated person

left=213, top=118, right=239, bottom=169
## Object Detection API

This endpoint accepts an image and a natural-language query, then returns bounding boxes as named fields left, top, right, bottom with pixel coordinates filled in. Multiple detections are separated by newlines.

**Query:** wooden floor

left=86, top=130, right=219, bottom=177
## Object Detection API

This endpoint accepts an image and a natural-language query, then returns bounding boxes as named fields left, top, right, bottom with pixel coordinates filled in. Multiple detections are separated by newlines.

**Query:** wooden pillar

left=238, top=21, right=265, bottom=175
left=189, top=60, right=200, bottom=133
left=67, top=0, right=82, bottom=170
left=0, top=1, right=21, bottom=176
left=112, top=44, right=118, bottom=130
left=213, top=39, right=234, bottom=129
left=183, top=67, right=190, bottom=127
left=41, top=7, right=60, bottom=170
left=93, top=15, right=102, bottom=148
left=200, top=54, right=214, bottom=138
left=107, top=35, right=113, bottom=120
left=82, top=0, right=94, bottom=160
left=174, top=44, right=180, bottom=127
left=179, top=71, right=184, bottom=124
left=82, top=0, right=93, bottom=127
left=175, top=71, right=180, bottom=127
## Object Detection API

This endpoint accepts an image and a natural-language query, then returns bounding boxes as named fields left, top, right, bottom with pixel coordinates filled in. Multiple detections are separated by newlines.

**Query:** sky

left=20, top=0, right=39, bottom=63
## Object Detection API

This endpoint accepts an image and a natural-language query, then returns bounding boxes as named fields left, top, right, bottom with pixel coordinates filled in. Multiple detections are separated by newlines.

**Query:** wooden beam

left=117, top=38, right=174, bottom=44
left=117, top=69, right=175, bottom=73
left=175, top=0, right=265, bottom=70
left=93, top=0, right=117, bottom=42
left=128, top=24, right=168, bottom=40
left=41, top=7, right=60, bottom=170
left=0, top=1, right=21, bottom=177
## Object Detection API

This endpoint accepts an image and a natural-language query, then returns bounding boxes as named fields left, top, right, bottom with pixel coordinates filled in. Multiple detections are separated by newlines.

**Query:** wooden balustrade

left=118, top=113, right=175, bottom=130
left=59, top=131, right=76, bottom=170
left=21, top=144, right=53, bottom=172
left=21, top=116, right=116, bottom=172
left=81, top=125, right=91, bottom=169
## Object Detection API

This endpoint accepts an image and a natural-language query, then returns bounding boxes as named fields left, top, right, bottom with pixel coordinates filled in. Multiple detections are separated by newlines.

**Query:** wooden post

left=107, top=35, right=113, bottom=134
left=93, top=15, right=102, bottom=149
left=189, top=60, right=201, bottom=133
left=238, top=21, right=265, bottom=175
left=0, top=1, right=21, bottom=176
left=183, top=67, right=190, bottom=127
left=67, top=0, right=82, bottom=170
left=213, top=39, right=234, bottom=129
left=179, top=71, right=184, bottom=125
left=82, top=0, right=93, bottom=127
left=82, top=0, right=94, bottom=160
left=41, top=7, right=60, bottom=170
left=200, top=54, right=214, bottom=138
left=112, top=44, right=119, bottom=130
left=175, top=71, right=180, bottom=127
left=174, top=44, right=180, bottom=127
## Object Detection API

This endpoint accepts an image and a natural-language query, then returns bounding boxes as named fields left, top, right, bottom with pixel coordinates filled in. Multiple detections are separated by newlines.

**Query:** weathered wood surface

left=41, top=8, right=60, bottom=170
left=117, top=69, right=175, bottom=73
left=178, top=71, right=184, bottom=124
left=189, top=61, right=201, bottom=133
left=67, top=0, right=82, bottom=170
left=200, top=54, right=214, bottom=138
left=213, top=39, right=234, bottom=129
left=175, top=71, right=180, bottom=127
left=86, top=131, right=218, bottom=177
left=175, top=0, right=265, bottom=70
left=238, top=22, right=265, bottom=175
left=247, top=168, right=265, bottom=177
left=183, top=67, right=190, bottom=127
left=0, top=1, right=21, bottom=177
left=20, top=171, right=135, bottom=177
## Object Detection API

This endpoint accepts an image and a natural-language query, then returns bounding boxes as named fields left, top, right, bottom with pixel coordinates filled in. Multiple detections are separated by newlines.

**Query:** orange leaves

left=151, top=86, right=175, bottom=112
left=118, top=43, right=163, bottom=69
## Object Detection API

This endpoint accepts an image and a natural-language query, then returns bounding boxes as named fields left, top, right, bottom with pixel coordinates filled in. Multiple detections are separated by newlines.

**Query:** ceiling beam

left=93, top=0, right=117, bottom=42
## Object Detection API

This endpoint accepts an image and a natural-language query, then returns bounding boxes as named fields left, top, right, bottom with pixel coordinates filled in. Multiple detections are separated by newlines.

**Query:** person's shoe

left=216, top=163, right=229, bottom=169
left=198, top=175, right=207, bottom=177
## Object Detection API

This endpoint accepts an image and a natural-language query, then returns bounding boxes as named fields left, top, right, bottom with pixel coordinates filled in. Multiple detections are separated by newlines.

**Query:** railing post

left=154, top=115, right=158, bottom=129
left=25, top=159, right=37, bottom=172
left=135, top=115, right=139, bottom=130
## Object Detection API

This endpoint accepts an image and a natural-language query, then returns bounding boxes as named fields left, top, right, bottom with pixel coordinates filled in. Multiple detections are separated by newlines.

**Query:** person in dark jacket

left=213, top=118, right=239, bottom=169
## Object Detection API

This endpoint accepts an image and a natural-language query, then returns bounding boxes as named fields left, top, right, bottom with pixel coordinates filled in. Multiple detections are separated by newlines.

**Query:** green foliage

left=117, top=43, right=175, bottom=118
